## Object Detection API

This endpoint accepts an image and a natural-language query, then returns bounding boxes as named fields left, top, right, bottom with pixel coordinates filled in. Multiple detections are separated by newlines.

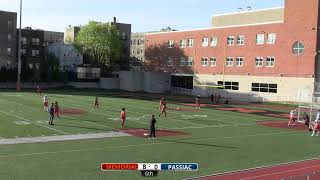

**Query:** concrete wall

left=212, top=7, right=284, bottom=27
left=144, top=72, right=171, bottom=93
left=100, top=77, right=120, bottom=89
left=119, top=71, right=144, bottom=91
left=193, top=74, right=314, bottom=103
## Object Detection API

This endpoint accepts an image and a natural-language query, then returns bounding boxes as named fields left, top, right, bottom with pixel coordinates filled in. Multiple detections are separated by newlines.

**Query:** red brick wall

left=145, top=0, right=319, bottom=78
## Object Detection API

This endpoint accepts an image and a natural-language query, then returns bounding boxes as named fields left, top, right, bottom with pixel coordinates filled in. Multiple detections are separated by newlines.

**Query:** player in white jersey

left=288, top=108, right=297, bottom=127
left=43, top=95, right=49, bottom=111
left=311, top=110, right=320, bottom=137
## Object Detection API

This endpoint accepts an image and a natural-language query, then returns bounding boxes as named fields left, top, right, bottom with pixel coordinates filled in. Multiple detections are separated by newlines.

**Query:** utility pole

left=17, top=0, right=22, bottom=91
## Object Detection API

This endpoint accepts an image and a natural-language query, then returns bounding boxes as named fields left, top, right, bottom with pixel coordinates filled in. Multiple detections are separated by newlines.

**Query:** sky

left=0, top=0, right=284, bottom=33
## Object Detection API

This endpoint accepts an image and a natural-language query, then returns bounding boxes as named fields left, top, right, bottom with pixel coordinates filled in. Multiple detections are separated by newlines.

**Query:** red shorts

left=314, top=123, right=320, bottom=131
left=121, top=117, right=126, bottom=122
left=43, top=102, right=48, bottom=107
left=54, top=109, right=59, bottom=114
left=289, top=117, right=296, bottom=122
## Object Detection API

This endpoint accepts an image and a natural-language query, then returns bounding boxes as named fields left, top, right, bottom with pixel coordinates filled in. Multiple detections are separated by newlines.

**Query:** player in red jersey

left=288, top=108, right=297, bottom=127
left=43, top=95, right=49, bottom=111
left=54, top=101, right=60, bottom=118
left=121, top=108, right=126, bottom=128
left=37, top=85, right=42, bottom=96
left=93, top=97, right=99, bottom=110
left=158, top=101, right=167, bottom=118
left=159, top=97, right=165, bottom=109
left=195, top=95, right=201, bottom=109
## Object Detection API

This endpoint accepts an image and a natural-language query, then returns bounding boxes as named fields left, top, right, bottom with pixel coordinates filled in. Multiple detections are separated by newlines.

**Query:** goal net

left=297, top=91, right=320, bottom=129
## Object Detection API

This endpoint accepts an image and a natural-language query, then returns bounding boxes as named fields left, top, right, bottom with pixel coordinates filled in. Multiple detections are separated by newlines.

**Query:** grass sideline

left=0, top=89, right=319, bottom=180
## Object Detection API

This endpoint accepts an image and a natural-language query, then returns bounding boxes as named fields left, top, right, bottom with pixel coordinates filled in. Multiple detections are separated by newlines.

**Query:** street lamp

left=17, top=0, right=22, bottom=91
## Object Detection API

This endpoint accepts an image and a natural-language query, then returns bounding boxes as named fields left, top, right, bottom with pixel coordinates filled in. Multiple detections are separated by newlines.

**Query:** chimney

left=113, top=17, right=117, bottom=23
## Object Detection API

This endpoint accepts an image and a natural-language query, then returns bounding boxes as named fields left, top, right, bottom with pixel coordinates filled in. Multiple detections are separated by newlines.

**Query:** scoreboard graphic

left=101, top=163, right=198, bottom=177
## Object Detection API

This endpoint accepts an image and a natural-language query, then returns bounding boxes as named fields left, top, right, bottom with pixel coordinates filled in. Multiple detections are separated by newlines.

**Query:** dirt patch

left=216, top=107, right=267, bottom=113
left=116, top=128, right=190, bottom=138
left=256, top=121, right=309, bottom=131
left=60, top=108, right=87, bottom=115
left=167, top=107, right=200, bottom=112
left=182, top=103, right=220, bottom=108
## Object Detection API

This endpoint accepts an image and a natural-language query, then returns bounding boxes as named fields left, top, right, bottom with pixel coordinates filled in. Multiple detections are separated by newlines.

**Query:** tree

left=75, top=21, right=123, bottom=67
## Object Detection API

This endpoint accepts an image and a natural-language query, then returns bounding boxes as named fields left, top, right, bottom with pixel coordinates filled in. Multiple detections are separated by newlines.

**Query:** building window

left=122, top=32, right=126, bottom=40
left=187, top=57, right=193, bottom=66
left=236, top=57, right=244, bottom=67
left=167, top=57, right=173, bottom=66
left=292, top=41, right=304, bottom=56
left=256, top=34, right=265, bottom=44
left=180, top=39, right=187, bottom=48
left=210, top=36, right=218, bottom=47
left=218, top=81, right=239, bottom=90
left=7, top=48, right=11, bottom=56
left=267, top=33, right=276, bottom=44
left=32, top=50, right=40, bottom=57
left=8, top=21, right=13, bottom=29
left=131, top=49, right=135, bottom=54
left=32, top=38, right=40, bottom=46
left=29, top=63, right=33, bottom=69
left=266, top=57, right=275, bottom=67
left=137, top=39, right=141, bottom=45
left=201, top=57, right=208, bottom=66
left=22, top=37, right=27, bottom=45
left=188, top=39, right=194, bottom=47
left=179, top=57, right=186, bottom=66
left=202, top=38, right=209, bottom=47
left=137, top=49, right=140, bottom=55
left=227, top=36, right=235, bottom=46
left=133, top=39, right=136, bottom=45
left=252, top=83, right=277, bottom=93
left=8, top=34, right=12, bottom=42
left=255, top=57, right=263, bottom=67
left=35, top=63, right=40, bottom=70
left=168, top=40, right=174, bottom=48
left=226, top=57, right=233, bottom=67
left=237, top=36, right=245, bottom=45
left=21, top=48, right=27, bottom=55
left=210, top=57, right=217, bottom=66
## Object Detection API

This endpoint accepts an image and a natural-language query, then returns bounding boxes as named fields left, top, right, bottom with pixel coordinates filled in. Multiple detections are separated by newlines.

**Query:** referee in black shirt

left=150, top=115, right=157, bottom=140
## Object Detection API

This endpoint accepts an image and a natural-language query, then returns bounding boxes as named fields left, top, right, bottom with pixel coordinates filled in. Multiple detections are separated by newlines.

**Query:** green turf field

left=0, top=89, right=319, bottom=180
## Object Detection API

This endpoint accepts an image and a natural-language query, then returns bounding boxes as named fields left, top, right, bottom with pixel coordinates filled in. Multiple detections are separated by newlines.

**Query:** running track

left=197, top=159, right=320, bottom=180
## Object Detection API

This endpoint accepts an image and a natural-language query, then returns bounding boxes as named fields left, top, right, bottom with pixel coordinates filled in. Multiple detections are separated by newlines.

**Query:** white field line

left=0, top=131, right=296, bottom=159
left=0, top=110, right=68, bottom=135
left=55, top=96, right=227, bottom=128
left=0, top=132, right=130, bottom=145
left=46, top=96, right=172, bottom=128
left=171, top=121, right=288, bottom=130
left=185, top=157, right=320, bottom=180
left=62, top=94, right=274, bottom=129
left=240, top=164, right=320, bottom=180
left=0, top=98, right=115, bottom=130
left=101, top=95, right=260, bottom=121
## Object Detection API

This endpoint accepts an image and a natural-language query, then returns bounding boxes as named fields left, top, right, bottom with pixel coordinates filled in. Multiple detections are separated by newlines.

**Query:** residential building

left=145, top=0, right=320, bottom=103
left=130, top=32, right=145, bottom=71
left=18, top=27, right=45, bottom=80
left=64, top=26, right=81, bottom=44
left=65, top=18, right=131, bottom=70
left=0, top=10, right=17, bottom=68
left=44, top=31, right=64, bottom=45
left=48, top=44, right=83, bottom=71
left=130, top=27, right=178, bottom=71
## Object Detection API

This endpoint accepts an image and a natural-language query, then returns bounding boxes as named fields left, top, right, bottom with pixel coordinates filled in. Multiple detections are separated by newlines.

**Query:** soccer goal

left=297, top=91, right=320, bottom=129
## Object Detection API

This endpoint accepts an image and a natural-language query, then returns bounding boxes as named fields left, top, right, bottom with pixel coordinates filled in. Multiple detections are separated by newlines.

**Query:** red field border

left=185, top=157, right=320, bottom=180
